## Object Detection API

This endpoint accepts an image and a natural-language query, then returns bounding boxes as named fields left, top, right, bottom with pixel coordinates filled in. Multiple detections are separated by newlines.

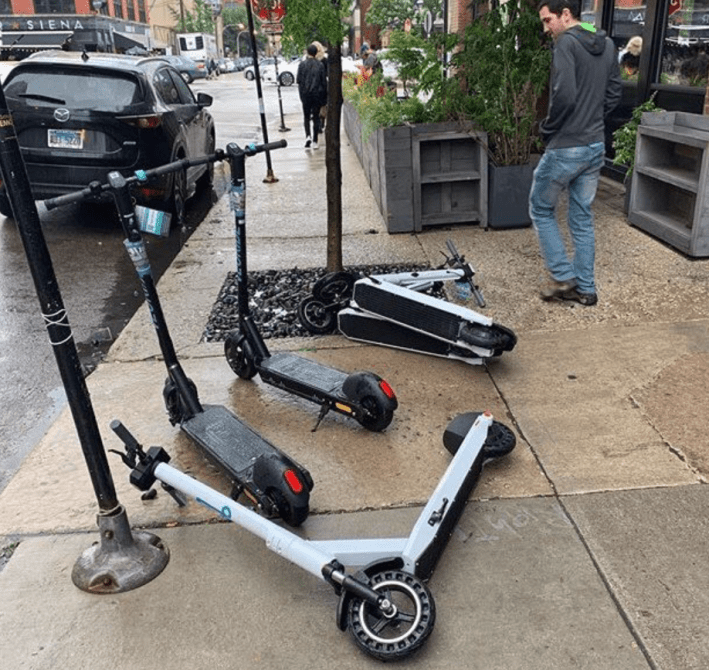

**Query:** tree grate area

left=202, top=263, right=439, bottom=342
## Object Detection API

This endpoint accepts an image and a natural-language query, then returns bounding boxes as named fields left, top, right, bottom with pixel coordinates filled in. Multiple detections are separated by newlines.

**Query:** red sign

left=668, top=0, right=682, bottom=16
left=250, top=0, right=285, bottom=22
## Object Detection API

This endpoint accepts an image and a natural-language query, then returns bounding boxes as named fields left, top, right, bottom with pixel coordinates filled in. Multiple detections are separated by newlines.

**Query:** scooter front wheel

left=297, top=296, right=337, bottom=335
left=224, top=330, right=258, bottom=380
left=346, top=569, right=435, bottom=661
left=358, top=395, right=394, bottom=432
left=460, top=323, right=517, bottom=354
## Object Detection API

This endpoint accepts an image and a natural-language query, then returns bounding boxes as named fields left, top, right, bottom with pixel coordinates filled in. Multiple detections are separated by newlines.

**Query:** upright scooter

left=299, top=239, right=517, bottom=366
left=220, top=142, right=398, bottom=432
left=109, top=409, right=516, bottom=661
left=44, top=149, right=313, bottom=527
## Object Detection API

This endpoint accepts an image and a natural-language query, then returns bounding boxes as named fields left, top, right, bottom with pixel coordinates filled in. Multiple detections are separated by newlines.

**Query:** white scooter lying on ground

left=298, top=240, right=517, bottom=366
left=109, top=410, right=515, bottom=662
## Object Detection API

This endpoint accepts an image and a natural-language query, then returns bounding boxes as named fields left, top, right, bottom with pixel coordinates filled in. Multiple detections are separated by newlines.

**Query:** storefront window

left=581, top=0, right=599, bottom=25
left=661, top=0, right=709, bottom=86
left=33, top=0, right=76, bottom=12
left=0, top=0, right=12, bottom=14
left=612, top=0, right=644, bottom=80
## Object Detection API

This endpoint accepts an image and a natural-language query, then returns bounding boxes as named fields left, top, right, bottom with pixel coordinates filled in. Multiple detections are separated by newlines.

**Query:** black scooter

left=221, top=142, right=398, bottom=432
left=44, top=148, right=313, bottom=527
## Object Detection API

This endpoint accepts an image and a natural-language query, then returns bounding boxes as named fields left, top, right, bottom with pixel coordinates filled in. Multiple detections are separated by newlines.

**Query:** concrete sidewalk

left=2, top=114, right=709, bottom=669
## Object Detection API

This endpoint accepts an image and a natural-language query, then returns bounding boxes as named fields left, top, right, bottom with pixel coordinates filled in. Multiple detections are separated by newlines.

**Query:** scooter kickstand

left=312, top=403, right=331, bottom=432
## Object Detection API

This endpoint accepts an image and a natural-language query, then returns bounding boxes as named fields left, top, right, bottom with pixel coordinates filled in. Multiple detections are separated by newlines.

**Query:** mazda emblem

left=54, top=108, right=70, bottom=122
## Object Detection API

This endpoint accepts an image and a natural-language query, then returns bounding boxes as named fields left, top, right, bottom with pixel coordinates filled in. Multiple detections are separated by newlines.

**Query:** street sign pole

left=246, top=0, right=278, bottom=182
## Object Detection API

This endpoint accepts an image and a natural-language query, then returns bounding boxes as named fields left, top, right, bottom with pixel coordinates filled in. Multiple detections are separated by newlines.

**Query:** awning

left=1, top=31, right=72, bottom=50
left=113, top=31, right=150, bottom=51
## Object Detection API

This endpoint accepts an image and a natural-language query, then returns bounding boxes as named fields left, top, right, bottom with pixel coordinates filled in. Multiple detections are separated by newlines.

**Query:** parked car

left=261, top=58, right=300, bottom=86
left=217, top=58, right=235, bottom=73
left=0, top=50, right=215, bottom=224
left=233, top=56, right=253, bottom=71
left=243, top=56, right=278, bottom=81
left=154, top=54, right=206, bottom=83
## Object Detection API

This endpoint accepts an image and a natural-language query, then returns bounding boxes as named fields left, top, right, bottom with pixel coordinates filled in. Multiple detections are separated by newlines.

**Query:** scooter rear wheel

left=267, top=487, right=309, bottom=528
left=358, top=395, right=394, bottom=432
left=443, top=412, right=516, bottom=459
left=346, top=569, right=435, bottom=661
left=460, top=323, right=517, bottom=354
left=224, top=330, right=258, bottom=379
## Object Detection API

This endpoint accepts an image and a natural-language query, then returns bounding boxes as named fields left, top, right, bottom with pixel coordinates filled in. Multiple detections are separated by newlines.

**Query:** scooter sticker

left=196, top=496, right=233, bottom=520
left=229, top=182, right=245, bottom=218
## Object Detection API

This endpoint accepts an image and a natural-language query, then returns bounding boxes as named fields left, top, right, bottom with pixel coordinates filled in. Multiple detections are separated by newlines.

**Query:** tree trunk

left=325, top=44, right=343, bottom=272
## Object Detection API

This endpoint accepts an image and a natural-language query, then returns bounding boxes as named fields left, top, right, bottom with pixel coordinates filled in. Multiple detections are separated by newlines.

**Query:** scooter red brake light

left=379, top=380, right=396, bottom=400
left=284, top=469, right=304, bottom=495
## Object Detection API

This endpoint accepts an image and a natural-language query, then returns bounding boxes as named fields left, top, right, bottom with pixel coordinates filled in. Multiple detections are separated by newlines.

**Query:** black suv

left=1, top=50, right=215, bottom=224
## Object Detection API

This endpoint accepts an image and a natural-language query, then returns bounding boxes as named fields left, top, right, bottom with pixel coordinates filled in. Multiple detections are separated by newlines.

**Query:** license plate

left=48, top=128, right=84, bottom=150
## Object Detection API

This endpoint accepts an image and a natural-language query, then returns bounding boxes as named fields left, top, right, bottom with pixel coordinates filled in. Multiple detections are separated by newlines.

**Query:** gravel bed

left=203, top=263, right=437, bottom=341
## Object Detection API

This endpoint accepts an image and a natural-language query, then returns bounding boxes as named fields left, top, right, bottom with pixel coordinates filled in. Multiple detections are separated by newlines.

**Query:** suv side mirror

left=197, top=92, right=213, bottom=108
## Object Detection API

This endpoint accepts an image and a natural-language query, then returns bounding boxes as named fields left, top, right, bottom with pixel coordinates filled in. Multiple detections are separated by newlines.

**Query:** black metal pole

left=245, top=0, right=278, bottom=183
left=0, top=84, right=169, bottom=594
left=0, top=86, right=118, bottom=512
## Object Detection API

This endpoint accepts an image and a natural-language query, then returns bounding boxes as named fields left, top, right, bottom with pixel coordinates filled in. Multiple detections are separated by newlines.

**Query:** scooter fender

left=252, top=453, right=314, bottom=502
left=342, top=371, right=398, bottom=411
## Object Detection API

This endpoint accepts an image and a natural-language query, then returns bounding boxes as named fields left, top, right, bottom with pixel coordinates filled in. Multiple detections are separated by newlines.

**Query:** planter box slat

left=343, top=101, right=487, bottom=233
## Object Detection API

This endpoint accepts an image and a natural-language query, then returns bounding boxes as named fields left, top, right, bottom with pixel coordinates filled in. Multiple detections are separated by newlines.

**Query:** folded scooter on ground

left=298, top=240, right=517, bottom=366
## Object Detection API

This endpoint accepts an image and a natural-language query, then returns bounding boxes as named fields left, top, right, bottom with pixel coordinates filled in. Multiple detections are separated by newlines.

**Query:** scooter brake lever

left=108, top=448, right=137, bottom=469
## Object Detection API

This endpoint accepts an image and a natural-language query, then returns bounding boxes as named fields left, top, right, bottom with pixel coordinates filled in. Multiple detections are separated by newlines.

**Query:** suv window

left=153, top=67, right=196, bottom=106
left=5, top=69, right=141, bottom=112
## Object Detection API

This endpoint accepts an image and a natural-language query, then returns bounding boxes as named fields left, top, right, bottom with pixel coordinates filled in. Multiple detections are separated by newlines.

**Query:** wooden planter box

left=630, top=111, right=709, bottom=257
left=343, top=102, right=487, bottom=233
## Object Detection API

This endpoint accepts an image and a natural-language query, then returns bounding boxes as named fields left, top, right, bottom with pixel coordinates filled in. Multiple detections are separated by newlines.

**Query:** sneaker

left=305, top=137, right=311, bottom=149
left=312, top=141, right=319, bottom=149
left=540, top=278, right=576, bottom=301
left=560, top=288, right=598, bottom=306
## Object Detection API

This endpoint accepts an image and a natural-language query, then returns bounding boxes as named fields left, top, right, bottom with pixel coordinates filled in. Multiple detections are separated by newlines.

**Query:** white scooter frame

left=110, top=411, right=513, bottom=662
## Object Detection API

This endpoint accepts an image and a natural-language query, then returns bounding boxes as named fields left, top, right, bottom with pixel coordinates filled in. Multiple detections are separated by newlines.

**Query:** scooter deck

left=337, top=309, right=484, bottom=364
left=352, top=280, right=481, bottom=343
left=182, top=404, right=280, bottom=478
left=259, top=352, right=346, bottom=399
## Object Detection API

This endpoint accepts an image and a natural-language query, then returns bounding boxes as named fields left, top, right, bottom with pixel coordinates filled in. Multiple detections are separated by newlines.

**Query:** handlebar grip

left=134, top=151, right=224, bottom=182
left=44, top=181, right=104, bottom=210
left=245, top=139, right=288, bottom=155
left=110, top=419, right=141, bottom=450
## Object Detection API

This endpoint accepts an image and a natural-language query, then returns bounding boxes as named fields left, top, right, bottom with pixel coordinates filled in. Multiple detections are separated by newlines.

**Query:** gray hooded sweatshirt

left=540, top=24, right=622, bottom=149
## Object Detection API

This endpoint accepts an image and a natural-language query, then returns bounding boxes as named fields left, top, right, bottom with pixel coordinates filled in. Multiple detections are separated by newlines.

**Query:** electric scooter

left=109, top=408, right=515, bottom=661
left=220, top=142, right=398, bottom=432
left=298, top=239, right=517, bottom=366
left=44, top=149, right=313, bottom=527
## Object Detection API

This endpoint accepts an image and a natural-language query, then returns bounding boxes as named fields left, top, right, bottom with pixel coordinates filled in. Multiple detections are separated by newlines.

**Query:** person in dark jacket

left=530, top=0, right=622, bottom=306
left=297, top=44, right=327, bottom=149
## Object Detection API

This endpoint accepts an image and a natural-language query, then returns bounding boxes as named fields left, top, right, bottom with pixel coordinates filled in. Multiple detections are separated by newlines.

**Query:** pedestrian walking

left=530, top=0, right=622, bottom=306
left=297, top=44, right=328, bottom=150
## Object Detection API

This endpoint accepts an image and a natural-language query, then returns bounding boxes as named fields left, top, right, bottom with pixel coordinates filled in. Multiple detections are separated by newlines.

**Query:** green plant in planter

left=450, top=4, right=551, bottom=166
left=612, top=94, right=662, bottom=178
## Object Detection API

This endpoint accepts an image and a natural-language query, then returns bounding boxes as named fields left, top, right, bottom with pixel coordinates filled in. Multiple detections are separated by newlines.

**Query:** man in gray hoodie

left=530, top=0, right=622, bottom=306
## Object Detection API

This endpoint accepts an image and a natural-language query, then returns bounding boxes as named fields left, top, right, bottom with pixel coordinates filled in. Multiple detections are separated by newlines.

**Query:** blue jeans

left=529, top=142, right=605, bottom=294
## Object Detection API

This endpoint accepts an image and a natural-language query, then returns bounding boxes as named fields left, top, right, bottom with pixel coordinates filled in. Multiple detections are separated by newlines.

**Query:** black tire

left=312, top=271, right=356, bottom=302
left=180, top=71, right=192, bottom=84
left=245, top=70, right=255, bottom=81
left=443, top=412, right=516, bottom=459
left=358, top=395, right=394, bottom=432
left=0, top=193, right=13, bottom=218
left=279, top=71, right=295, bottom=86
left=297, top=296, right=337, bottom=335
left=163, top=377, right=199, bottom=425
left=267, top=487, right=309, bottom=528
left=347, top=569, right=436, bottom=662
left=171, top=166, right=187, bottom=229
left=224, top=330, right=258, bottom=380
left=460, top=323, right=517, bottom=354
left=196, top=136, right=216, bottom=195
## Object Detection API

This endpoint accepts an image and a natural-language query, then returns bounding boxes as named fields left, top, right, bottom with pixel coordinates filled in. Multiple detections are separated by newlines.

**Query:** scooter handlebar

left=43, top=151, right=226, bottom=210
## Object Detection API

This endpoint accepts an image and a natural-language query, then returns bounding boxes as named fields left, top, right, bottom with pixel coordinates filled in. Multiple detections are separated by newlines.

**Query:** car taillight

left=118, top=114, right=163, bottom=129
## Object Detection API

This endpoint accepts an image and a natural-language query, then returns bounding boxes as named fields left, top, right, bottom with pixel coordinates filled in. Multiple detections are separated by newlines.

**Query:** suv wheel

left=171, top=168, right=187, bottom=228
left=279, top=71, right=295, bottom=87
left=245, top=70, right=255, bottom=81
left=181, top=71, right=192, bottom=84
left=0, top=194, right=12, bottom=218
